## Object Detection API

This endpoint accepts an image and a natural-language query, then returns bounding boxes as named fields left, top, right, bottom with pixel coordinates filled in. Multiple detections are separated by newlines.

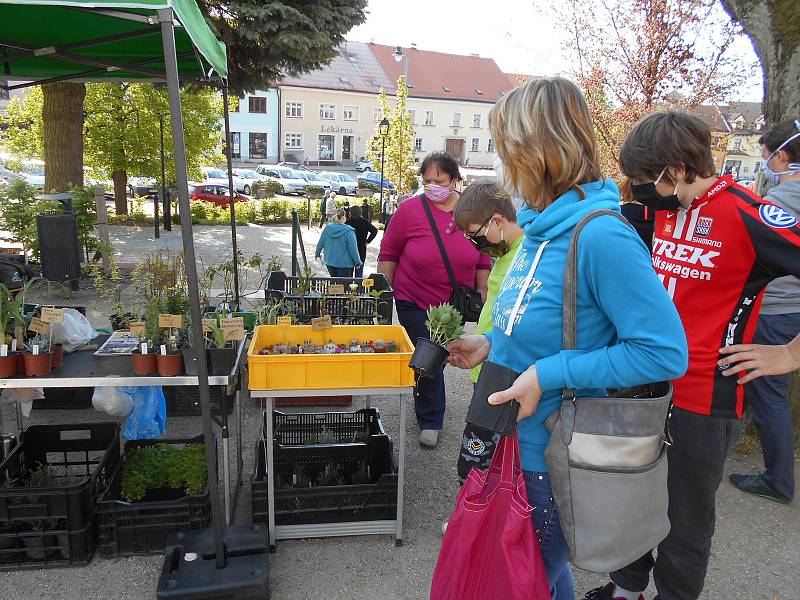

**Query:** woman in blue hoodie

left=315, top=209, right=362, bottom=277
left=448, top=78, right=688, bottom=598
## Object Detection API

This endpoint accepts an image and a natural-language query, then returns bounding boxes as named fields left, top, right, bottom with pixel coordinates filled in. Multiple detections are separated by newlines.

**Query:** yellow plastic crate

left=247, top=325, right=415, bottom=391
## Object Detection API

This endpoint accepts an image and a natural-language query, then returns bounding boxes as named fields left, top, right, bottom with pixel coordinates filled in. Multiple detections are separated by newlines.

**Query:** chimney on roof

left=411, top=43, right=417, bottom=50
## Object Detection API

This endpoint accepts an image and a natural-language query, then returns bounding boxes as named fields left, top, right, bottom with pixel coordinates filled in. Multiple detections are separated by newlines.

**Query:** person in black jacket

left=345, top=204, right=378, bottom=278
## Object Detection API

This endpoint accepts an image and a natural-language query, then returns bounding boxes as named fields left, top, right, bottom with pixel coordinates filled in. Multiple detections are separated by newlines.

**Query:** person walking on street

left=345, top=205, right=378, bottom=279
left=319, top=190, right=330, bottom=228
left=728, top=119, right=800, bottom=505
left=325, top=191, right=338, bottom=223
left=315, top=209, right=362, bottom=277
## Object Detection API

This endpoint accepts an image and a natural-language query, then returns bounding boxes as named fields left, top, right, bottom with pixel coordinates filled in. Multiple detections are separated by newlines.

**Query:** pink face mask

left=425, top=183, right=452, bottom=203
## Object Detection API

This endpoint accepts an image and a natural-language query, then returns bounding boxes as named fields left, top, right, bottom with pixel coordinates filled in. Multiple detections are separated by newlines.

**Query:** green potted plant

left=22, top=334, right=53, bottom=377
left=408, top=303, right=464, bottom=377
left=156, top=319, right=183, bottom=377
left=130, top=298, right=161, bottom=376
left=207, top=315, right=236, bottom=376
left=0, top=283, right=19, bottom=377
left=121, top=442, right=207, bottom=502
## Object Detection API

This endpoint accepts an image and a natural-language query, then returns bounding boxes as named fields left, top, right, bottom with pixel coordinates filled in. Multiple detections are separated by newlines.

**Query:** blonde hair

left=489, top=77, right=602, bottom=211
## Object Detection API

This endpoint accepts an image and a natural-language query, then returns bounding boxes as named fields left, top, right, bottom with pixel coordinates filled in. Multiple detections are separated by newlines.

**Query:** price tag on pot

left=221, top=317, right=245, bottom=341
left=129, top=321, right=146, bottom=337
left=311, top=315, right=333, bottom=331
left=41, top=307, right=65, bottom=323
left=326, top=284, right=345, bottom=295
left=158, top=314, right=183, bottom=328
left=29, top=317, right=49, bottom=335
left=0, top=344, right=7, bottom=357
left=202, top=318, right=216, bottom=333
left=141, top=342, right=148, bottom=355
left=32, top=344, right=40, bottom=355
left=362, top=278, right=374, bottom=291
left=11, top=339, right=17, bottom=352
left=160, top=344, right=167, bottom=356
left=276, top=315, right=292, bottom=326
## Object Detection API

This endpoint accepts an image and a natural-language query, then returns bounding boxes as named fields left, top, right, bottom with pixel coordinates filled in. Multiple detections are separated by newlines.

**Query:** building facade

left=227, top=89, right=279, bottom=165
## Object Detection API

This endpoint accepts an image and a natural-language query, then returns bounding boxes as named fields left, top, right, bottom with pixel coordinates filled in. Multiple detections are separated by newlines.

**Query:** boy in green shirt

left=453, top=181, right=524, bottom=481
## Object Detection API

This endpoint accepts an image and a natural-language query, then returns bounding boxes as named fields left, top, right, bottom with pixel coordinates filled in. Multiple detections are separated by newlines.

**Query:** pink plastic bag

left=430, top=433, right=551, bottom=600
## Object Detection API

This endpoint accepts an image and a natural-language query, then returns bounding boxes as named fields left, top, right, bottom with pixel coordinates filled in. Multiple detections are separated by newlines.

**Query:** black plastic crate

left=98, top=435, right=212, bottom=558
left=265, top=271, right=393, bottom=325
left=271, top=408, right=386, bottom=446
left=0, top=422, right=121, bottom=569
left=163, top=386, right=234, bottom=417
left=251, top=408, right=396, bottom=526
left=38, top=387, right=94, bottom=410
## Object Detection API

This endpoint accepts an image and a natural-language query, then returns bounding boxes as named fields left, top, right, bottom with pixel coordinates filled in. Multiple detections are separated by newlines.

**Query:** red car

left=189, top=184, right=248, bottom=206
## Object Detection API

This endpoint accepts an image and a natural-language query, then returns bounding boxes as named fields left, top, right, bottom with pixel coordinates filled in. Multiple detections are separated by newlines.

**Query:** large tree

left=543, top=0, right=750, bottom=178
left=39, top=0, right=368, bottom=192
left=720, top=0, right=800, bottom=123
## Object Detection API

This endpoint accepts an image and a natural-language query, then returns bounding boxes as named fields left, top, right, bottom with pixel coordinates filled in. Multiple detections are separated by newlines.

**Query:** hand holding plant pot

left=409, top=304, right=464, bottom=377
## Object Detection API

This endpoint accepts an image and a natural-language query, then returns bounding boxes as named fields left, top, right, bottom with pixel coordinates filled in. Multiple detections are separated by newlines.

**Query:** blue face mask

left=764, top=120, right=800, bottom=186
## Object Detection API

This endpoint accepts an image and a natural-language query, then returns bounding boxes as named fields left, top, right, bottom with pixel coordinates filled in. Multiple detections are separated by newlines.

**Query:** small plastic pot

left=131, top=351, right=158, bottom=376
left=408, top=338, right=450, bottom=377
left=23, top=352, right=53, bottom=377
left=156, top=352, right=184, bottom=376
left=182, top=346, right=200, bottom=376
left=208, top=346, right=236, bottom=376
left=0, top=353, right=19, bottom=378
left=51, top=344, right=63, bottom=368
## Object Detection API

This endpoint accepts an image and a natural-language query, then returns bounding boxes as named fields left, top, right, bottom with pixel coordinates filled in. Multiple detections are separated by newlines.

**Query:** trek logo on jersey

left=694, top=217, right=714, bottom=237
left=759, top=204, right=798, bottom=229
left=652, top=239, right=720, bottom=268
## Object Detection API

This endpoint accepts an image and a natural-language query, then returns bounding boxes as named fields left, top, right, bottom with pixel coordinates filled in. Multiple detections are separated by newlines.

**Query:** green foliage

left=251, top=179, right=284, bottom=199
left=0, top=89, right=43, bottom=161
left=366, top=77, right=417, bottom=194
left=305, top=185, right=325, bottom=199
left=425, top=303, right=465, bottom=346
left=69, top=186, right=100, bottom=256
left=358, top=181, right=379, bottom=191
left=121, top=443, right=208, bottom=502
left=0, top=179, right=61, bottom=260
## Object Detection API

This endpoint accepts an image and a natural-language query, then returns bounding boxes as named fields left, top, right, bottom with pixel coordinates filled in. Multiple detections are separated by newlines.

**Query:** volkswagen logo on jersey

left=759, top=204, right=798, bottom=229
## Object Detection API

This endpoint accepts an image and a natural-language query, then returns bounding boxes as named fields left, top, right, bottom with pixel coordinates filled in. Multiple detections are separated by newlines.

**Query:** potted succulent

left=131, top=298, right=161, bottom=376
left=22, top=334, right=53, bottom=377
left=409, top=304, right=464, bottom=377
left=207, top=316, right=236, bottom=376
left=156, top=323, right=183, bottom=377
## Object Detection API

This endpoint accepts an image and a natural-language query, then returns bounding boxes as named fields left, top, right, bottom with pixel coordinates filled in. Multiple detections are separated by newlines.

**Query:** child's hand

left=446, top=335, right=490, bottom=369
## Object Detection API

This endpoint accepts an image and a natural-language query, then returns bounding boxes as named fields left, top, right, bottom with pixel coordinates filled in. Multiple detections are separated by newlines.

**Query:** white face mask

left=493, top=153, right=525, bottom=205
left=763, top=120, right=800, bottom=185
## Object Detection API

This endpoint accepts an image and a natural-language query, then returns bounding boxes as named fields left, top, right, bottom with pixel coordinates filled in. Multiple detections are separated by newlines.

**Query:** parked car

left=200, top=166, right=229, bottom=186
left=357, top=171, right=395, bottom=191
left=276, top=161, right=313, bottom=173
left=355, top=160, right=373, bottom=172
left=231, top=168, right=266, bottom=195
left=298, top=170, right=332, bottom=192
left=189, top=184, right=248, bottom=206
left=128, top=176, right=157, bottom=197
left=254, top=165, right=308, bottom=195
left=19, top=160, right=45, bottom=188
left=318, top=171, right=358, bottom=196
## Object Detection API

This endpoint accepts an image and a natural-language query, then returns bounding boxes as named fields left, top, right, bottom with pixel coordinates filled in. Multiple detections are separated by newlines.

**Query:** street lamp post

left=379, top=117, right=390, bottom=226
left=393, top=45, right=409, bottom=81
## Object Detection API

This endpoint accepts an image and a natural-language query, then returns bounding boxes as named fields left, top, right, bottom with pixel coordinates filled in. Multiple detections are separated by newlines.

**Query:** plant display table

left=0, top=336, right=248, bottom=525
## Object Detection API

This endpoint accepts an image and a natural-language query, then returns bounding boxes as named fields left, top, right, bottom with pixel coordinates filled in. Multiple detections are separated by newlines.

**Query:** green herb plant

left=121, top=443, right=207, bottom=502
left=425, top=304, right=465, bottom=347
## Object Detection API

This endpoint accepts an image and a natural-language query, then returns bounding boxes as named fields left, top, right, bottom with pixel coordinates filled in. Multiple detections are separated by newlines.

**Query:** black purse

left=421, top=196, right=484, bottom=322
left=465, top=361, right=521, bottom=436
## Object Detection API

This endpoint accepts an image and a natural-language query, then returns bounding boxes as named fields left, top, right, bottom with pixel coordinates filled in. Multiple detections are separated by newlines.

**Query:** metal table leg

left=221, top=386, right=231, bottom=525
left=396, top=391, right=407, bottom=546
left=266, top=395, right=276, bottom=551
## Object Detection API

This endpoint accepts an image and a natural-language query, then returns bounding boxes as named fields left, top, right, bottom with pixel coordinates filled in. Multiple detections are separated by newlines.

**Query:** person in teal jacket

left=315, top=209, right=362, bottom=277
left=447, top=78, right=688, bottom=600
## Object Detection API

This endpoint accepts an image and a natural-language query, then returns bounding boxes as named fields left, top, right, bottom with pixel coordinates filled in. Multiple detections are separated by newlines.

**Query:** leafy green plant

left=304, top=185, right=325, bottom=199
left=207, top=321, right=227, bottom=349
left=121, top=443, right=207, bottom=502
left=425, top=303, right=465, bottom=347
left=144, top=297, right=163, bottom=348
left=295, top=266, right=315, bottom=298
left=0, top=179, right=60, bottom=260
left=251, top=179, right=284, bottom=199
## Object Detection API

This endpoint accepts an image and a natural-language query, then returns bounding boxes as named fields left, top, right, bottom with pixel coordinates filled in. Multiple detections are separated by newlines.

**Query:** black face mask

left=631, top=182, right=681, bottom=212
left=471, top=234, right=509, bottom=258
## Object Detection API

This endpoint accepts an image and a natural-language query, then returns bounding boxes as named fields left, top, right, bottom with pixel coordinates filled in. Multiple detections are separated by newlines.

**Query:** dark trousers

left=396, top=300, right=446, bottom=430
left=354, top=264, right=364, bottom=279
left=746, top=312, right=800, bottom=500
left=327, top=266, right=353, bottom=278
left=611, top=408, right=740, bottom=600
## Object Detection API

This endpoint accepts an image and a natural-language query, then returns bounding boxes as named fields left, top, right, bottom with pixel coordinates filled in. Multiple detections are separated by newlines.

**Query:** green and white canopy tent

left=0, top=0, right=237, bottom=568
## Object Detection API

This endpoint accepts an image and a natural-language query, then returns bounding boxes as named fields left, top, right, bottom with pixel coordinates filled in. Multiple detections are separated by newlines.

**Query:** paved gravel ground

left=0, top=223, right=797, bottom=599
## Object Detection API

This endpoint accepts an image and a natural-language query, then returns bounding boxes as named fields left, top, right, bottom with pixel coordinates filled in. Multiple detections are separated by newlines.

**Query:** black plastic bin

left=38, top=387, right=94, bottom=410
left=251, top=408, right=397, bottom=526
left=163, top=386, right=234, bottom=417
left=265, top=271, right=394, bottom=325
left=0, top=422, right=121, bottom=569
left=97, top=435, right=212, bottom=558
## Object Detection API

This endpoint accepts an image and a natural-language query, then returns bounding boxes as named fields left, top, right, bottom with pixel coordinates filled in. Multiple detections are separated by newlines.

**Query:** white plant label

left=0, top=344, right=7, bottom=357
left=141, top=343, right=148, bottom=355
left=160, top=344, right=167, bottom=356
left=32, top=345, right=40, bottom=356
left=11, top=339, right=16, bottom=352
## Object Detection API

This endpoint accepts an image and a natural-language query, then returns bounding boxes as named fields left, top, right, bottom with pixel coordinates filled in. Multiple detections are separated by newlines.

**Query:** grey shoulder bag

left=544, top=209, right=673, bottom=573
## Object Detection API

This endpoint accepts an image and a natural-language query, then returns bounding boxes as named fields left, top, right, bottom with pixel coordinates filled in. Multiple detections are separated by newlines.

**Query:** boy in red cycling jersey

left=586, top=110, right=800, bottom=600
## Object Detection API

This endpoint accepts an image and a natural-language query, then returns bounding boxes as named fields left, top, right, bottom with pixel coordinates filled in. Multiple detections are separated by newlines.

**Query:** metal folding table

left=0, top=337, right=249, bottom=525
left=250, top=386, right=413, bottom=550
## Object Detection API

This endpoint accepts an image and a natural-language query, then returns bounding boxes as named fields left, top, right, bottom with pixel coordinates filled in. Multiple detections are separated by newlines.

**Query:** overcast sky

left=349, top=0, right=763, bottom=103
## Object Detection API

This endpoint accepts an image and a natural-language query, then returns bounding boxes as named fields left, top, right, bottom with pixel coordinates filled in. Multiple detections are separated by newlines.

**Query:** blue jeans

left=746, top=312, right=800, bottom=500
left=523, top=471, right=574, bottom=600
left=396, top=300, right=446, bottom=430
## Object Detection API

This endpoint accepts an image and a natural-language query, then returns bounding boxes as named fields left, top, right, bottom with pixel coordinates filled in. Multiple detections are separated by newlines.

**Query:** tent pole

left=222, top=86, right=240, bottom=311
left=159, top=7, right=226, bottom=569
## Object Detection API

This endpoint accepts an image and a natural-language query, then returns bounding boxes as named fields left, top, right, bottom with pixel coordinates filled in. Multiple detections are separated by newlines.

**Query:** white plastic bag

left=51, top=308, right=97, bottom=352
left=92, top=387, right=134, bottom=417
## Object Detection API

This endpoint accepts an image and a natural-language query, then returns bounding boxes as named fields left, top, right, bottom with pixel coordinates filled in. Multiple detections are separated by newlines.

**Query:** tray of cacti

left=408, top=304, right=464, bottom=378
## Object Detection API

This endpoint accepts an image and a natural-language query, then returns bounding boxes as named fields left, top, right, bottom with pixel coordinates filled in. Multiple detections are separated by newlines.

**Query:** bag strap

left=488, top=430, right=521, bottom=484
left=562, top=209, right=633, bottom=400
left=420, top=195, right=460, bottom=291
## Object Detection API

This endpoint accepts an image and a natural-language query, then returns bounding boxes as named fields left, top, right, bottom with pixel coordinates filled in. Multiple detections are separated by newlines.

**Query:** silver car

left=318, top=172, right=358, bottom=196
left=255, top=165, right=308, bottom=195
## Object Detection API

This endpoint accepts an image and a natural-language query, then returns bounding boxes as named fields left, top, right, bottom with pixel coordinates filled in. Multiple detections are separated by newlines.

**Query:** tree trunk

left=112, top=170, right=128, bottom=215
left=720, top=0, right=800, bottom=124
left=42, top=82, right=86, bottom=192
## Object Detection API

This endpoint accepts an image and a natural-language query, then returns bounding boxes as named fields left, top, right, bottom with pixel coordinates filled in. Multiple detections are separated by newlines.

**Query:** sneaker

left=584, top=583, right=645, bottom=600
left=419, top=429, right=440, bottom=448
left=729, top=473, right=790, bottom=504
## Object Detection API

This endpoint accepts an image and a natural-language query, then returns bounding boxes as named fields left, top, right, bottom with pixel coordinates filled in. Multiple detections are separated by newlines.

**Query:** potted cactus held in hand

left=408, top=303, right=464, bottom=377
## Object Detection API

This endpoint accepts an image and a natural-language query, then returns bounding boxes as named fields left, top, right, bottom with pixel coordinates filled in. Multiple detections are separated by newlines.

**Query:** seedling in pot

left=409, top=303, right=464, bottom=377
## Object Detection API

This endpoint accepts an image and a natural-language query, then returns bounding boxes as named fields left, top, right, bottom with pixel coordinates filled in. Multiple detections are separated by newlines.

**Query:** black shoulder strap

left=420, top=195, right=459, bottom=290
